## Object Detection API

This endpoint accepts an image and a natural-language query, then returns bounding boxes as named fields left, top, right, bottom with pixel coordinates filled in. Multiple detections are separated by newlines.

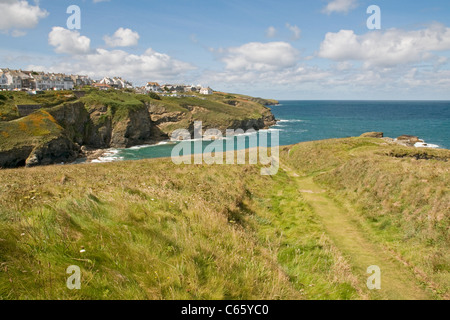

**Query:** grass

left=79, top=89, right=150, bottom=123
left=0, top=132, right=448, bottom=299
left=282, top=138, right=450, bottom=297
left=0, top=110, right=64, bottom=152
left=0, top=148, right=366, bottom=300
left=77, top=90, right=271, bottom=128
left=0, top=91, right=77, bottom=122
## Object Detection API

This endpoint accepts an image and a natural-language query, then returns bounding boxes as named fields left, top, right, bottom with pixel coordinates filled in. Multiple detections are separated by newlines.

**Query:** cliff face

left=0, top=146, right=34, bottom=168
left=110, top=106, right=153, bottom=148
left=0, top=110, right=78, bottom=168
left=147, top=103, right=276, bottom=138
left=25, top=135, right=79, bottom=167
left=0, top=92, right=278, bottom=168
left=49, top=102, right=154, bottom=149
left=47, top=102, right=90, bottom=145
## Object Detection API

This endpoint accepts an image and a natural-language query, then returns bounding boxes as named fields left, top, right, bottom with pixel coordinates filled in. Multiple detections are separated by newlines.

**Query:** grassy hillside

left=0, top=137, right=448, bottom=300
left=0, top=110, right=64, bottom=152
left=0, top=89, right=274, bottom=125
left=0, top=155, right=358, bottom=300
left=282, top=138, right=450, bottom=297
left=0, top=91, right=77, bottom=122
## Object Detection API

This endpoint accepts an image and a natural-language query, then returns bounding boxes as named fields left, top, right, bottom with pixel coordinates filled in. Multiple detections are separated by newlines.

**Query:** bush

left=0, top=94, right=7, bottom=101
left=148, top=92, right=161, bottom=100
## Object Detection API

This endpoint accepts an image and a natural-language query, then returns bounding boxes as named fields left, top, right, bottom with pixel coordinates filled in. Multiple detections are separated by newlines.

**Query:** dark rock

left=110, top=106, right=153, bottom=148
left=25, top=136, right=79, bottom=167
left=0, top=146, right=34, bottom=168
left=47, top=102, right=91, bottom=146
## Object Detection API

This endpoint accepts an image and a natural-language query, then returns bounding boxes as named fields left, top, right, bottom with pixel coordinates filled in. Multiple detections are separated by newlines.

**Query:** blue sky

left=1, top=0, right=450, bottom=99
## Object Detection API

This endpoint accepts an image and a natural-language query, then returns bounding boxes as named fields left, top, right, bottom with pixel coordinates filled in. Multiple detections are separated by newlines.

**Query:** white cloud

left=217, top=42, right=299, bottom=72
left=0, top=0, right=48, bottom=35
left=33, top=48, right=195, bottom=83
left=322, top=0, right=358, bottom=15
left=318, top=24, right=450, bottom=67
left=48, top=27, right=91, bottom=54
left=104, top=28, right=140, bottom=47
left=286, top=23, right=301, bottom=40
left=266, top=26, right=277, bottom=38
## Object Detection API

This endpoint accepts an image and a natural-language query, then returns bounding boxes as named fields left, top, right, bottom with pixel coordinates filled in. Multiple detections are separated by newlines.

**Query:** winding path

left=283, top=166, right=435, bottom=300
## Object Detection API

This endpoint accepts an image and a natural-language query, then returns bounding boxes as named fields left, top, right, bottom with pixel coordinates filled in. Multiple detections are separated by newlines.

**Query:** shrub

left=148, top=92, right=161, bottom=100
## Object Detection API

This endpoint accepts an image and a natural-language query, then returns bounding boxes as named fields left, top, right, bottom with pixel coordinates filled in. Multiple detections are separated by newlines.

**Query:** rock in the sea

left=393, top=135, right=422, bottom=147
left=361, top=132, right=384, bottom=138
left=397, top=135, right=420, bottom=143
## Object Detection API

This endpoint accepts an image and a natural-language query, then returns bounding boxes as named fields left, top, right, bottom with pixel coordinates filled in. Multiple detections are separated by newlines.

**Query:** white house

left=5, top=71, right=23, bottom=90
left=200, top=87, right=213, bottom=95
left=0, top=69, right=88, bottom=91
left=0, top=72, right=8, bottom=90
left=145, top=82, right=162, bottom=93
left=99, top=77, right=133, bottom=89
left=64, top=77, right=74, bottom=90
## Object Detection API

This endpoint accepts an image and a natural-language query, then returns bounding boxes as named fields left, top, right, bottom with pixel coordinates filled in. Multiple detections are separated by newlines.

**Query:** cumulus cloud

left=202, top=41, right=331, bottom=91
left=34, top=47, right=195, bottom=83
left=48, top=27, right=91, bottom=54
left=322, top=0, right=358, bottom=15
left=217, top=42, right=299, bottom=72
left=318, top=24, right=450, bottom=67
left=0, top=0, right=48, bottom=35
left=104, top=28, right=140, bottom=47
left=286, top=23, right=301, bottom=40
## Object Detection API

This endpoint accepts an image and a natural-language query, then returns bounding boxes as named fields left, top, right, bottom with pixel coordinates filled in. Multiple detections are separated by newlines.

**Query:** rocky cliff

left=0, top=90, right=278, bottom=168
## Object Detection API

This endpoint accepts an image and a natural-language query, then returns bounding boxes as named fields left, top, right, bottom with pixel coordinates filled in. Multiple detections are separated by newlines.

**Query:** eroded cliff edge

left=0, top=90, right=277, bottom=168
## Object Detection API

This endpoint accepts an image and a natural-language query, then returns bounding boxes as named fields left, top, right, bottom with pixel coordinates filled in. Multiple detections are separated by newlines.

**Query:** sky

left=1, top=0, right=450, bottom=100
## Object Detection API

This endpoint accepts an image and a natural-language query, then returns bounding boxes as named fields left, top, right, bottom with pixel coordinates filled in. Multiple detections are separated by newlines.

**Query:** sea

left=90, top=100, right=450, bottom=163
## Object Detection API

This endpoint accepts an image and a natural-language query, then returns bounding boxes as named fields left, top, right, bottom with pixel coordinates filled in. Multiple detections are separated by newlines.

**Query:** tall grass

left=1, top=137, right=447, bottom=299
left=0, top=151, right=361, bottom=299
left=283, top=138, right=450, bottom=297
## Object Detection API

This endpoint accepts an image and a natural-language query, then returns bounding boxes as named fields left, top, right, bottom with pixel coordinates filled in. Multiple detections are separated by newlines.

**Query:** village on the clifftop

left=0, top=68, right=214, bottom=97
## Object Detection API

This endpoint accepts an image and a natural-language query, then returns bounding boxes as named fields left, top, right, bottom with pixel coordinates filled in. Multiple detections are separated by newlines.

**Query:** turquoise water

left=95, top=100, right=450, bottom=162
left=271, top=100, right=449, bottom=149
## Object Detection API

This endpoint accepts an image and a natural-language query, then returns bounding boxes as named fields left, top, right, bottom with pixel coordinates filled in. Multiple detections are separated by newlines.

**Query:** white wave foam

left=414, top=142, right=440, bottom=149
left=129, top=145, right=151, bottom=150
left=277, top=119, right=305, bottom=123
left=90, top=149, right=124, bottom=163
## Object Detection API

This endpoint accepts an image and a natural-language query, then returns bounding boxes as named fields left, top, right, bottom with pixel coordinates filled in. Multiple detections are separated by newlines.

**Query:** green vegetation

left=79, top=89, right=151, bottom=123
left=222, top=92, right=279, bottom=106
left=0, top=89, right=273, bottom=138
left=282, top=138, right=449, bottom=298
left=148, top=92, right=161, bottom=100
left=0, top=91, right=77, bottom=122
left=0, top=89, right=274, bottom=167
left=0, top=137, right=448, bottom=300
left=0, top=110, right=64, bottom=152
left=153, top=93, right=273, bottom=123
